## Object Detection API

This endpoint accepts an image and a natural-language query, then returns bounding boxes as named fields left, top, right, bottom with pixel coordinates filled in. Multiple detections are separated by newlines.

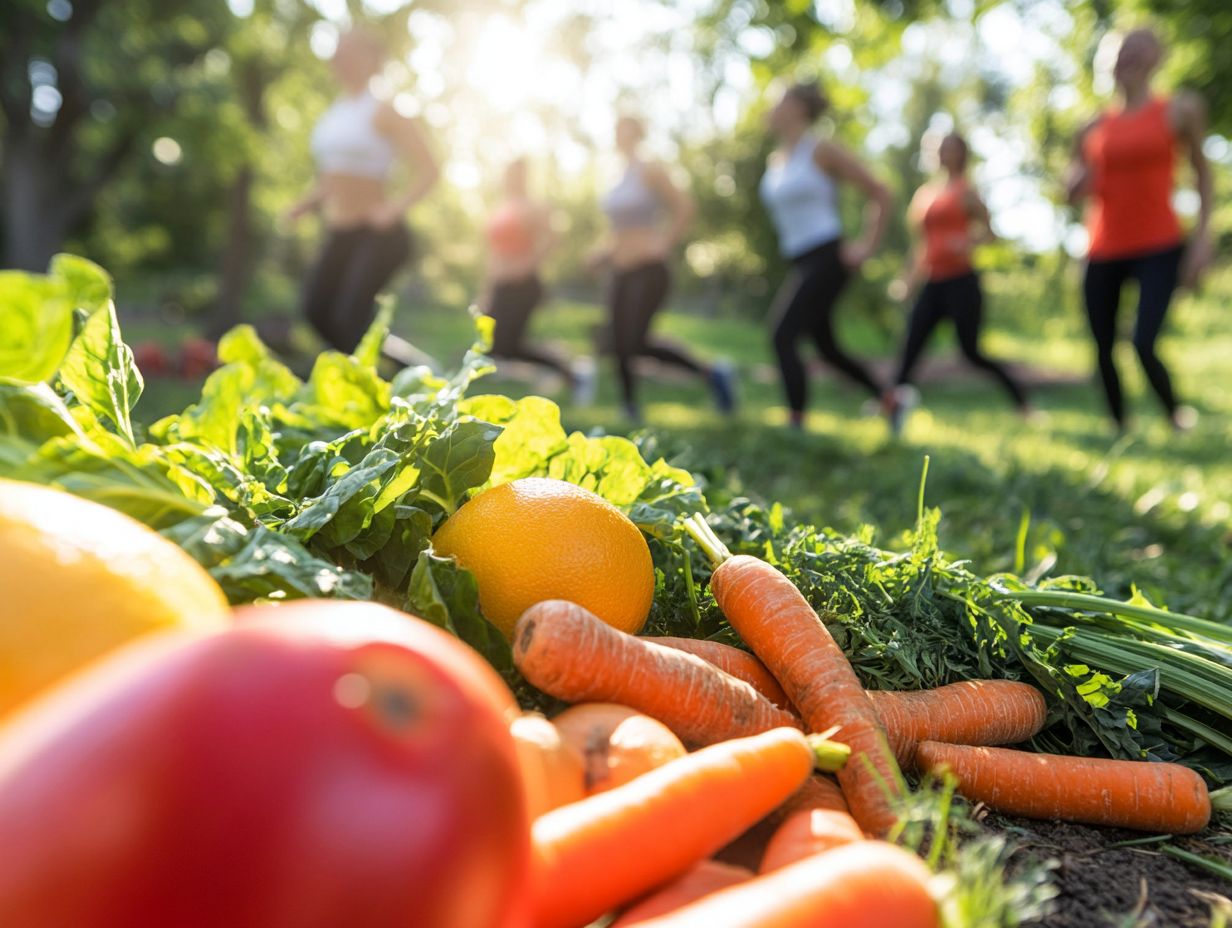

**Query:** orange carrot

left=779, top=773, right=849, bottom=816
left=689, top=523, right=903, bottom=835
left=514, top=601, right=801, bottom=747
left=617, top=840, right=938, bottom=928
left=650, top=639, right=1046, bottom=765
left=510, top=714, right=586, bottom=817
left=531, top=727, right=819, bottom=928
left=915, top=741, right=1214, bottom=834
left=553, top=703, right=686, bottom=794
left=759, top=808, right=864, bottom=873
left=650, top=637, right=794, bottom=710
left=611, top=860, right=753, bottom=926
left=868, top=680, right=1048, bottom=766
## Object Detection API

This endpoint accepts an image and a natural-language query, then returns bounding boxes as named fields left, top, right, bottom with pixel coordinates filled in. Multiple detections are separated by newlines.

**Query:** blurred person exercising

left=285, top=28, right=439, bottom=360
left=593, top=115, right=736, bottom=421
left=1067, top=27, right=1214, bottom=430
left=892, top=131, right=1029, bottom=418
left=760, top=81, right=895, bottom=429
left=483, top=158, right=590, bottom=399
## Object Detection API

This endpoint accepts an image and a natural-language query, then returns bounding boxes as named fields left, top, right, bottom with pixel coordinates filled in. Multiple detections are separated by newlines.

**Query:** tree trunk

left=210, top=164, right=256, bottom=338
left=1, top=134, right=69, bottom=271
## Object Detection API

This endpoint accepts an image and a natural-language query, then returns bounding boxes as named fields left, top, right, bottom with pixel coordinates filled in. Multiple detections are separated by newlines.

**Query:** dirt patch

left=717, top=811, right=1232, bottom=926
left=1006, top=816, right=1232, bottom=927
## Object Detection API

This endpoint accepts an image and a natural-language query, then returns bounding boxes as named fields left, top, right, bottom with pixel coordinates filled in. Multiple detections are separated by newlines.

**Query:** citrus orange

left=0, top=479, right=230, bottom=717
left=432, top=477, right=654, bottom=637
left=553, top=702, right=686, bottom=794
left=510, top=713, right=586, bottom=817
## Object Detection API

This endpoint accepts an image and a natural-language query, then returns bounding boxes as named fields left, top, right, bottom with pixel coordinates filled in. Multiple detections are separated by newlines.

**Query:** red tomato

left=0, top=601, right=531, bottom=928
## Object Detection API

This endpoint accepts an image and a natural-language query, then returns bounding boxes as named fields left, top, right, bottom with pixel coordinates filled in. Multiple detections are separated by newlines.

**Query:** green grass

left=129, top=262, right=1232, bottom=622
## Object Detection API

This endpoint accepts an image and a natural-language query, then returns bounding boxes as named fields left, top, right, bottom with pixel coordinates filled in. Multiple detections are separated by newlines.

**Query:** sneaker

left=622, top=402, right=642, bottom=425
left=571, top=357, right=597, bottom=407
left=1171, top=404, right=1199, bottom=432
left=709, top=361, right=737, bottom=414
left=883, top=385, right=918, bottom=436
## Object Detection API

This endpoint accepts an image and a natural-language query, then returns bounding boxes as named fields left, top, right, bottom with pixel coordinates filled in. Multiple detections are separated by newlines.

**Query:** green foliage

left=0, top=256, right=703, bottom=688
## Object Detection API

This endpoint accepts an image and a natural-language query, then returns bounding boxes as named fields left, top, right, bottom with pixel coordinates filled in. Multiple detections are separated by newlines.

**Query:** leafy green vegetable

left=58, top=302, right=143, bottom=446
left=3, top=254, right=1230, bottom=787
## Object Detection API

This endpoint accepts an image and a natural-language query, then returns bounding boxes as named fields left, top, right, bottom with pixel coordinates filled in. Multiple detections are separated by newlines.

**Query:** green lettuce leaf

left=408, top=549, right=512, bottom=675
left=58, top=302, right=143, bottom=446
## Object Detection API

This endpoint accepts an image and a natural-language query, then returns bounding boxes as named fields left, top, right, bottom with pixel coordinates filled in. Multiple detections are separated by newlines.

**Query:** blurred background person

left=482, top=158, right=592, bottom=401
left=592, top=115, right=736, bottom=422
left=759, top=81, right=895, bottom=430
left=1066, top=27, right=1214, bottom=431
left=284, top=28, right=439, bottom=363
left=891, top=131, right=1029, bottom=426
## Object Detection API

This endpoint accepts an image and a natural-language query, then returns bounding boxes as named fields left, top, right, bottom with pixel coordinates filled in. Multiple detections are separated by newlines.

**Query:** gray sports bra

left=602, top=162, right=663, bottom=230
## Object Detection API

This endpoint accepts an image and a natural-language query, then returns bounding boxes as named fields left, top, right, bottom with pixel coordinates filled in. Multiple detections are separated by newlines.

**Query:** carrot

left=610, top=860, right=753, bottom=926
left=650, top=637, right=794, bottom=710
left=915, top=741, right=1217, bottom=834
left=650, top=639, right=1046, bottom=764
left=531, top=727, right=832, bottom=928
left=514, top=600, right=801, bottom=747
left=617, top=840, right=938, bottom=928
left=553, top=703, right=686, bottom=794
left=759, top=808, right=865, bottom=873
left=868, top=680, right=1048, bottom=766
left=780, top=773, right=849, bottom=816
left=510, top=714, right=587, bottom=818
left=687, top=517, right=903, bottom=835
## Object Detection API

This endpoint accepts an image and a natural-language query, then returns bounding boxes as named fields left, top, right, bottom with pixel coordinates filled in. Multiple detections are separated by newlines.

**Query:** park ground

left=124, top=263, right=1232, bottom=923
left=129, top=262, right=1232, bottom=622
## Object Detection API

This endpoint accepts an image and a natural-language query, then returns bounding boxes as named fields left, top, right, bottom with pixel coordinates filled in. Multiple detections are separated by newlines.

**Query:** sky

left=293, top=0, right=1230, bottom=254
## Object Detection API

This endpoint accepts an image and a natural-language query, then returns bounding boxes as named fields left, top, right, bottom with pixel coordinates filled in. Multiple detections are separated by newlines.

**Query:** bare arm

left=815, top=140, right=892, bottom=266
left=376, top=106, right=440, bottom=214
left=964, top=186, right=997, bottom=245
left=283, top=184, right=324, bottom=224
left=1172, top=92, right=1215, bottom=288
left=643, top=162, right=696, bottom=253
left=1065, top=119, right=1098, bottom=207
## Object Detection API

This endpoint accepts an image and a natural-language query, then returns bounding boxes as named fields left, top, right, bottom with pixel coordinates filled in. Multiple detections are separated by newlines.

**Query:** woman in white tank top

left=284, top=29, right=439, bottom=361
left=759, top=82, right=895, bottom=429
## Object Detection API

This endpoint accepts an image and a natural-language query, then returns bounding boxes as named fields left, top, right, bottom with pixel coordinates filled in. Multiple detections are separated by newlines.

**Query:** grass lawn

left=129, top=262, right=1232, bottom=622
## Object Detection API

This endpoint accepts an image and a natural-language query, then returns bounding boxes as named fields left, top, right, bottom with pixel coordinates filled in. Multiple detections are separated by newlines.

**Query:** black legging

left=607, top=261, right=706, bottom=408
left=487, top=274, right=572, bottom=380
left=894, top=272, right=1027, bottom=408
left=770, top=238, right=883, bottom=413
left=303, top=223, right=412, bottom=354
left=1083, top=244, right=1183, bottom=425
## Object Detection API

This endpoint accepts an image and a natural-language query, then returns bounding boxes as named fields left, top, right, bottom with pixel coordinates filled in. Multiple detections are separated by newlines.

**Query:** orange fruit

left=510, top=714, right=586, bottom=817
left=0, top=478, right=229, bottom=717
left=432, top=477, right=654, bottom=638
left=553, top=703, right=686, bottom=794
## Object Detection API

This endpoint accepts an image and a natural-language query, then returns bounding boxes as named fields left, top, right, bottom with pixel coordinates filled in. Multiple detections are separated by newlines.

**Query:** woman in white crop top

left=284, top=28, right=439, bottom=359
left=760, top=81, right=895, bottom=429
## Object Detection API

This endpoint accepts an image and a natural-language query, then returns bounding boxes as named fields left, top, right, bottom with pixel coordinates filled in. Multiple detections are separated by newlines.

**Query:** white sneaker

left=571, top=357, right=597, bottom=407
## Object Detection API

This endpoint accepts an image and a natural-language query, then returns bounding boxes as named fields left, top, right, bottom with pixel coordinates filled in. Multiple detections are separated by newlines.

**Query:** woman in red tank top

left=1067, top=28, right=1215, bottom=430
left=480, top=158, right=590, bottom=400
left=890, top=131, right=1029, bottom=430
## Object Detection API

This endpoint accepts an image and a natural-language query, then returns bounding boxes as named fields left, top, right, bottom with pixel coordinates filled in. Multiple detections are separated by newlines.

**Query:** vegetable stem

left=807, top=729, right=851, bottom=773
left=684, top=513, right=731, bottom=567
left=1160, top=845, right=1232, bottom=882
left=1001, top=588, right=1232, bottom=644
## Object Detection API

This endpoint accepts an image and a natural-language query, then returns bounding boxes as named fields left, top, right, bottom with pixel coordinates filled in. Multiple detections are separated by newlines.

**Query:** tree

left=0, top=0, right=234, bottom=270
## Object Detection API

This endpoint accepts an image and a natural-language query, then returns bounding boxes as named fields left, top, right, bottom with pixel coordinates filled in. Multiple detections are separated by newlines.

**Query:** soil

left=1005, top=815, right=1232, bottom=928
left=716, top=810, right=1232, bottom=926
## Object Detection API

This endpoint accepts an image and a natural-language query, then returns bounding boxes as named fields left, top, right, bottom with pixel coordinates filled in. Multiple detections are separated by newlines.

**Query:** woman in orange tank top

left=480, top=158, right=590, bottom=400
left=890, top=131, right=1029, bottom=430
left=1067, top=28, right=1215, bottom=430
